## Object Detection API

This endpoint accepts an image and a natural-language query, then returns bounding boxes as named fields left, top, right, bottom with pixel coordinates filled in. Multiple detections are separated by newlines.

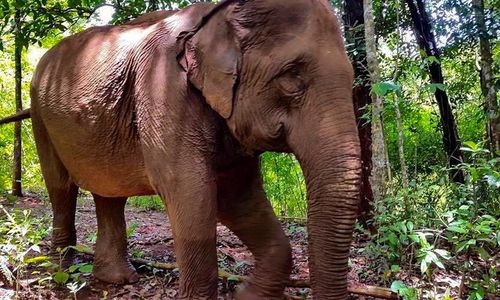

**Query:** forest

left=0, top=0, right=498, bottom=299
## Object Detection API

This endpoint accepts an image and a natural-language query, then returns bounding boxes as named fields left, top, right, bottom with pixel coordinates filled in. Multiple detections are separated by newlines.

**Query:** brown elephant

left=28, top=0, right=361, bottom=298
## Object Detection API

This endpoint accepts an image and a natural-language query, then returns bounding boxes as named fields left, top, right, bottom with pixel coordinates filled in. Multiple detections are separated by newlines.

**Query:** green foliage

left=0, top=0, right=101, bottom=50
left=373, top=81, right=401, bottom=97
left=109, top=0, right=218, bottom=24
left=367, top=143, right=499, bottom=298
left=126, top=222, right=138, bottom=238
left=129, top=195, right=164, bottom=211
left=391, top=280, right=418, bottom=300
left=412, top=232, right=450, bottom=276
left=260, top=153, right=306, bottom=218
left=0, top=49, right=43, bottom=193
left=0, top=204, right=49, bottom=287
left=445, top=208, right=498, bottom=258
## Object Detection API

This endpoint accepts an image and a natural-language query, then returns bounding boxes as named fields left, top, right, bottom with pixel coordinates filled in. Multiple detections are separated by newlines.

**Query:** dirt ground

left=1, top=196, right=463, bottom=299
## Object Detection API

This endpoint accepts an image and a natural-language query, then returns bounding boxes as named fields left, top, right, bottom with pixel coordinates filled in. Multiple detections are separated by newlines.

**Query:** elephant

left=28, top=0, right=361, bottom=299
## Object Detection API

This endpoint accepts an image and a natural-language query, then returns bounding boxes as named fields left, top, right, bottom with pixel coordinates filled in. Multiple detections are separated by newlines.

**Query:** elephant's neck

left=214, top=120, right=253, bottom=172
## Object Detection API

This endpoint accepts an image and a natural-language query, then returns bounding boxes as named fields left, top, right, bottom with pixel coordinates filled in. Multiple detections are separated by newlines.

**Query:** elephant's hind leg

left=217, top=158, right=292, bottom=300
left=92, top=194, right=139, bottom=284
left=32, top=116, right=79, bottom=263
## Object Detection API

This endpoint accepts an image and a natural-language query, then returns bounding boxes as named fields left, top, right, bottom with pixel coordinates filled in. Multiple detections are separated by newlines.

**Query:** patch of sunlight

left=88, top=5, right=115, bottom=27
left=27, top=48, right=47, bottom=66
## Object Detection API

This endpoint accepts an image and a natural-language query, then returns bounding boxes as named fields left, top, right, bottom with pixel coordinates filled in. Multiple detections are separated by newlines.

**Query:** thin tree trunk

left=473, top=0, right=499, bottom=154
left=343, top=0, right=374, bottom=228
left=12, top=9, right=23, bottom=197
left=394, top=94, right=408, bottom=188
left=405, top=0, right=465, bottom=183
left=363, top=0, right=388, bottom=203
left=393, top=6, right=409, bottom=189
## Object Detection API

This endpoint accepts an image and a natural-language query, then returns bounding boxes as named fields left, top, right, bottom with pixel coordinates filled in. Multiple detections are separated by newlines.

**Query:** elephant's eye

left=275, top=68, right=306, bottom=98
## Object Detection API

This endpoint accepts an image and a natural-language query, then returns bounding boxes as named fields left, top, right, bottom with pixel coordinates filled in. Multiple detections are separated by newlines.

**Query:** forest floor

left=1, top=196, right=465, bottom=299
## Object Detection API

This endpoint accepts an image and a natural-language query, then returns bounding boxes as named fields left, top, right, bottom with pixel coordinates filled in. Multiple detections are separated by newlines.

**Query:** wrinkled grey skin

left=30, top=0, right=361, bottom=299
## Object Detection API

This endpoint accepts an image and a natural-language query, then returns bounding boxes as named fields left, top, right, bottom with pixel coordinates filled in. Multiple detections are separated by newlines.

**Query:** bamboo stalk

left=75, top=246, right=398, bottom=299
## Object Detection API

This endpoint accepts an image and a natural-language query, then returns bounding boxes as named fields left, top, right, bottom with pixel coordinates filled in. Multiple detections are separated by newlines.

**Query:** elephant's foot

left=235, top=283, right=283, bottom=300
left=93, top=259, right=139, bottom=284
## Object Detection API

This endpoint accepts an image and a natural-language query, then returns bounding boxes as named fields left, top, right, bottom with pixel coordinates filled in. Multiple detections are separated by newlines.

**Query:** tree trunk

left=343, top=0, right=374, bottom=228
left=405, top=0, right=465, bottom=183
left=393, top=7, right=409, bottom=190
left=473, top=0, right=499, bottom=154
left=363, top=0, right=388, bottom=204
left=394, top=94, right=408, bottom=189
left=12, top=8, right=23, bottom=197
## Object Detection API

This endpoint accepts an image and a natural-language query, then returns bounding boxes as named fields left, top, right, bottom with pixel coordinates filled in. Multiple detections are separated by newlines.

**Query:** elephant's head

left=179, top=0, right=361, bottom=298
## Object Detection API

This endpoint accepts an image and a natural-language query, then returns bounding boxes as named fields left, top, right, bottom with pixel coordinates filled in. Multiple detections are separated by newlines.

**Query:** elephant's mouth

left=258, top=122, right=290, bottom=153
left=268, top=122, right=290, bottom=152
left=233, top=121, right=290, bottom=155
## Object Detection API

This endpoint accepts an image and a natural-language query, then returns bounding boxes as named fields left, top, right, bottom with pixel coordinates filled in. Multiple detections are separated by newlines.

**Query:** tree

left=363, top=0, right=389, bottom=204
left=472, top=0, right=499, bottom=154
left=343, top=0, right=374, bottom=227
left=11, top=7, right=22, bottom=196
left=404, top=0, right=466, bottom=183
left=392, top=2, right=409, bottom=189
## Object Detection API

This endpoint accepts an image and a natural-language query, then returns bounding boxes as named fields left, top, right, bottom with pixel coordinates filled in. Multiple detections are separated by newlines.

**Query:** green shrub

left=128, top=195, right=164, bottom=211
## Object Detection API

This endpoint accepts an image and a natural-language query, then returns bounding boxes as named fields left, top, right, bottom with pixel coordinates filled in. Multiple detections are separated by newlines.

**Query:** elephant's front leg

left=156, top=160, right=219, bottom=299
left=217, top=158, right=293, bottom=299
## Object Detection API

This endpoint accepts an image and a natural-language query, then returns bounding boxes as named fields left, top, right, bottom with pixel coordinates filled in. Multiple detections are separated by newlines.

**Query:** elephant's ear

left=179, top=8, right=241, bottom=119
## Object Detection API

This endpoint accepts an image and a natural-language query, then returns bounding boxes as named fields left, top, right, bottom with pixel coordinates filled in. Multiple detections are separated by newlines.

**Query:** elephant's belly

left=46, top=122, right=156, bottom=198
left=66, top=157, right=156, bottom=198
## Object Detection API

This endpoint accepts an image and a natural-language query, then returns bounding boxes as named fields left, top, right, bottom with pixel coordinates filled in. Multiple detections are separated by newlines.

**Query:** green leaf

left=409, top=234, right=420, bottom=243
left=373, top=81, right=401, bottom=96
left=24, top=255, right=49, bottom=264
left=431, top=252, right=445, bottom=269
left=53, top=271, right=69, bottom=284
left=390, top=280, right=407, bottom=292
left=388, top=232, right=398, bottom=246
left=78, top=264, right=93, bottom=273
left=434, top=249, right=451, bottom=260
left=406, top=222, right=414, bottom=233
left=425, top=83, right=446, bottom=93
left=39, top=261, right=57, bottom=268
left=68, top=264, right=80, bottom=273
left=477, top=248, right=490, bottom=260
left=447, top=226, right=467, bottom=234
left=425, top=56, right=440, bottom=65
left=420, top=257, right=429, bottom=274
left=227, top=275, right=240, bottom=281
left=485, top=174, right=500, bottom=188
left=391, top=264, right=401, bottom=273
left=69, top=245, right=91, bottom=253
left=435, top=83, right=446, bottom=91
left=463, top=141, right=478, bottom=150
left=456, top=240, right=470, bottom=253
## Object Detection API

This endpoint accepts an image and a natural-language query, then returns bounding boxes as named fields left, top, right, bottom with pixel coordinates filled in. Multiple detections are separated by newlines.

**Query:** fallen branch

left=0, top=108, right=31, bottom=125
left=75, top=245, right=398, bottom=299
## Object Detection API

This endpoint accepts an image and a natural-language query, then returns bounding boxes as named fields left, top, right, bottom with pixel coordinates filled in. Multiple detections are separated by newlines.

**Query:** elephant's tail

left=0, top=108, right=31, bottom=125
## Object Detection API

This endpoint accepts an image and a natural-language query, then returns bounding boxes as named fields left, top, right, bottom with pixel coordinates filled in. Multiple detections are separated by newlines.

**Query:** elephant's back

left=28, top=3, right=218, bottom=197
left=30, top=24, right=158, bottom=197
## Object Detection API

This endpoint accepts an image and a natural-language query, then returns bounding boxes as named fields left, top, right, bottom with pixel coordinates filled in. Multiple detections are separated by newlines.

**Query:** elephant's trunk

left=290, top=100, right=361, bottom=299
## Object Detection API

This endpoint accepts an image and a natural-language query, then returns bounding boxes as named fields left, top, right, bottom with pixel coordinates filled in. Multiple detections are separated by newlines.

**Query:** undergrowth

left=365, top=142, right=499, bottom=299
